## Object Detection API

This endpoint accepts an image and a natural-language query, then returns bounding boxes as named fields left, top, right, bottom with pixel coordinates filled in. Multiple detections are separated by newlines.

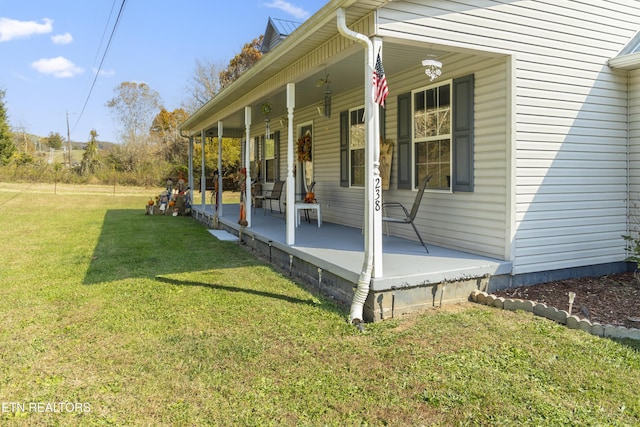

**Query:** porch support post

left=188, top=136, right=194, bottom=207
left=217, top=121, right=224, bottom=217
left=337, top=7, right=380, bottom=324
left=244, top=107, right=252, bottom=227
left=200, top=130, right=206, bottom=206
left=286, top=83, right=296, bottom=245
left=371, top=37, right=383, bottom=278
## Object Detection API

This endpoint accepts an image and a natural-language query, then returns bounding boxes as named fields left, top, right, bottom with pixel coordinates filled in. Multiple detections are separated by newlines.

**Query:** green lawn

left=0, top=182, right=639, bottom=426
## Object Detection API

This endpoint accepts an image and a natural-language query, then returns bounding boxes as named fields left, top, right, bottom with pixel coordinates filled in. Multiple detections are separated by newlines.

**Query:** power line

left=88, top=0, right=119, bottom=83
left=71, top=0, right=128, bottom=137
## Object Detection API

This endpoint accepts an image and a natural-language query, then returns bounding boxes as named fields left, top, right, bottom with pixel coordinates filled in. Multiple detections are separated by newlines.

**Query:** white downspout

left=626, top=73, right=631, bottom=249
left=337, top=7, right=374, bottom=326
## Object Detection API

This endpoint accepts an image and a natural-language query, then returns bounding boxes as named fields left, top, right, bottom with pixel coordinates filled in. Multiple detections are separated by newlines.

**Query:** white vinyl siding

left=186, top=0, right=640, bottom=277
left=342, top=54, right=509, bottom=259
left=379, top=0, right=637, bottom=274
left=297, top=55, right=507, bottom=259
left=629, top=70, right=640, bottom=201
left=627, top=70, right=640, bottom=249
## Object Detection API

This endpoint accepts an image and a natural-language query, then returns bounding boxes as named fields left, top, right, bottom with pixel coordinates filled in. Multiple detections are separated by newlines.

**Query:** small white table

left=294, top=202, right=321, bottom=227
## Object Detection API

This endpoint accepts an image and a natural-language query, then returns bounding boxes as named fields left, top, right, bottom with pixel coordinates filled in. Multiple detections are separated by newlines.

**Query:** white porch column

left=286, top=83, right=296, bottom=245
left=371, top=37, right=383, bottom=278
left=188, top=136, right=194, bottom=206
left=217, top=121, right=224, bottom=217
left=244, top=107, right=252, bottom=226
left=200, top=130, right=206, bottom=206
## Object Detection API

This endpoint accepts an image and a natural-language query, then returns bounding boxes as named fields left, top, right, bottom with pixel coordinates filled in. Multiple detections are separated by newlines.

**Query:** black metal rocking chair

left=263, top=180, right=285, bottom=215
left=382, top=175, right=432, bottom=252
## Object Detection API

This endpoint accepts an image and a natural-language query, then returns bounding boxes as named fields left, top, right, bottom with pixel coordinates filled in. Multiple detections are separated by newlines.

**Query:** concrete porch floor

left=192, top=203, right=512, bottom=321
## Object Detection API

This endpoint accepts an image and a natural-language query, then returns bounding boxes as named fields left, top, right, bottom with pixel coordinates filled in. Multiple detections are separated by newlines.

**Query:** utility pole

left=66, top=111, right=72, bottom=167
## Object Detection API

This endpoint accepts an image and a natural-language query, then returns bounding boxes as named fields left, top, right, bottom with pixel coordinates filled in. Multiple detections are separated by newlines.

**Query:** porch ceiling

left=198, top=40, right=448, bottom=138
left=182, top=0, right=510, bottom=139
left=185, top=0, right=523, bottom=140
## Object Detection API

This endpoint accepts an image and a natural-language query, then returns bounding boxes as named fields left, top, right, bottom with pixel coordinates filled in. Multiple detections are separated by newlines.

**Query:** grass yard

left=0, top=182, right=639, bottom=426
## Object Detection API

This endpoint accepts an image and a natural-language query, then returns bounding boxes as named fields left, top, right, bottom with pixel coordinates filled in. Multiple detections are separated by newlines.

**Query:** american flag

left=373, top=52, right=389, bottom=107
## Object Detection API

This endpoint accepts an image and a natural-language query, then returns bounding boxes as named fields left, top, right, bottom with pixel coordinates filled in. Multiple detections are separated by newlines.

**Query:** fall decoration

left=380, top=138, right=394, bottom=190
left=297, top=133, right=312, bottom=162
left=304, top=192, right=315, bottom=203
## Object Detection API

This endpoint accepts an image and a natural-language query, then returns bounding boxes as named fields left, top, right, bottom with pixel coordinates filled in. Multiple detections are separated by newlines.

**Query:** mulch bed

left=493, top=272, right=640, bottom=328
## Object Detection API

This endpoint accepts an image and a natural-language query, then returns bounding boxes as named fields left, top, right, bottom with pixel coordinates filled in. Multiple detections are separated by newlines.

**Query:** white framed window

left=412, top=80, right=451, bottom=190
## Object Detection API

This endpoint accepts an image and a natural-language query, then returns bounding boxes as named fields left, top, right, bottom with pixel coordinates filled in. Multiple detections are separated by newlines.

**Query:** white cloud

left=0, top=17, right=53, bottom=42
left=51, top=32, right=73, bottom=45
left=263, top=0, right=310, bottom=20
left=31, top=56, right=84, bottom=78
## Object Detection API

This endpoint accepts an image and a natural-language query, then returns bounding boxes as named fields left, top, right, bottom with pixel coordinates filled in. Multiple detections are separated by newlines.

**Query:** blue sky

left=0, top=0, right=327, bottom=143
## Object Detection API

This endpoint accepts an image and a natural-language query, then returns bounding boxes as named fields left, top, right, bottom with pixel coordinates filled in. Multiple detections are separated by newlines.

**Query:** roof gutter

left=608, top=52, right=640, bottom=71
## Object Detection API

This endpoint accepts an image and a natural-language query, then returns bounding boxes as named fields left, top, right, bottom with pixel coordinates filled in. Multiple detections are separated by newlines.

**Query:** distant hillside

left=12, top=131, right=117, bottom=152
left=71, top=140, right=118, bottom=151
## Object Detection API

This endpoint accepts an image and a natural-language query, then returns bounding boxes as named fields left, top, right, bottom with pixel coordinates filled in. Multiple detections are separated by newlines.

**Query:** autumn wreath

left=296, top=133, right=312, bottom=162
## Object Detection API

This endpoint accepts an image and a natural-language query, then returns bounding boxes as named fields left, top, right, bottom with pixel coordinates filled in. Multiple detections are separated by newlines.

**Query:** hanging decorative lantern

left=422, top=57, right=442, bottom=82
left=323, top=85, right=332, bottom=118
left=261, top=102, right=272, bottom=139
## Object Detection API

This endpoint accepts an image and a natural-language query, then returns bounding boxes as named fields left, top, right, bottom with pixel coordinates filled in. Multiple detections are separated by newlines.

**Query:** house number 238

left=374, top=177, right=382, bottom=211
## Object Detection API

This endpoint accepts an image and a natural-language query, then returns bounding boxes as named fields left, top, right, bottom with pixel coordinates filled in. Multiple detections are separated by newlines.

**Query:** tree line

left=0, top=36, right=263, bottom=188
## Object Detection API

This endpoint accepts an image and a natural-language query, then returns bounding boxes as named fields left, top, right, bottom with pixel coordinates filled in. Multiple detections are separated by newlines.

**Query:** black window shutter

left=274, top=131, right=280, bottom=180
left=452, top=74, right=474, bottom=192
left=260, top=135, right=264, bottom=182
left=396, top=92, right=412, bottom=189
left=340, top=110, right=349, bottom=187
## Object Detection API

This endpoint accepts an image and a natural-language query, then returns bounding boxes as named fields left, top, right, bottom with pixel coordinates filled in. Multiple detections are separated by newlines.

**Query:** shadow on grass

left=613, top=337, right=640, bottom=352
left=154, top=276, right=318, bottom=307
left=83, top=209, right=255, bottom=285
left=83, top=209, right=340, bottom=314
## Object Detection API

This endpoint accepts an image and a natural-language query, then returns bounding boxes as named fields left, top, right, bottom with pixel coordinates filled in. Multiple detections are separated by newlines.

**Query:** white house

left=180, top=0, right=640, bottom=322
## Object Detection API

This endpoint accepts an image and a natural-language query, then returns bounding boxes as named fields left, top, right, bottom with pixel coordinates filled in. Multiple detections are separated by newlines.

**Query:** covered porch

left=179, top=2, right=516, bottom=322
left=192, top=202, right=512, bottom=322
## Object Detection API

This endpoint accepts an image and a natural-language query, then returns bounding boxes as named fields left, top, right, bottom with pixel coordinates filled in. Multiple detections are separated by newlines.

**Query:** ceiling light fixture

left=422, top=55, right=442, bottom=81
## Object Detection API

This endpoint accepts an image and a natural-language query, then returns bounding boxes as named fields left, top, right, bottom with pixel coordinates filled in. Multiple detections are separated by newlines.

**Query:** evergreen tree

left=80, top=129, right=99, bottom=175
left=0, top=89, right=15, bottom=165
